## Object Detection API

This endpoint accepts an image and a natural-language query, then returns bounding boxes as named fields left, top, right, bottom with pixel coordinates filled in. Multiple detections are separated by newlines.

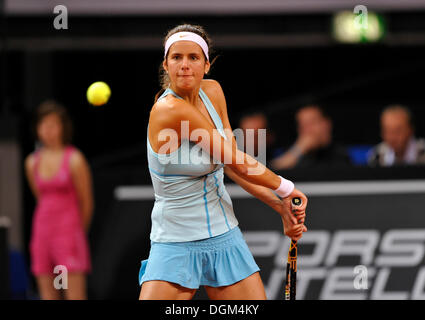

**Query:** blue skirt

left=138, top=226, right=260, bottom=289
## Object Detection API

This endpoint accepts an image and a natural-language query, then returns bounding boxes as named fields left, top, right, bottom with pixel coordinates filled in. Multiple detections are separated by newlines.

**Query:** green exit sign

left=332, top=9, right=386, bottom=44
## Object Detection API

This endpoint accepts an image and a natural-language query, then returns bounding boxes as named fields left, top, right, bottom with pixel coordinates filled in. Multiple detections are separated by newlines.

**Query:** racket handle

left=291, top=197, right=303, bottom=224
left=287, top=198, right=301, bottom=301
left=291, top=197, right=302, bottom=207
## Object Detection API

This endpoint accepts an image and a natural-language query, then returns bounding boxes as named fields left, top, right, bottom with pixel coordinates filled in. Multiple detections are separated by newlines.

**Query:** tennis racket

left=284, top=197, right=302, bottom=300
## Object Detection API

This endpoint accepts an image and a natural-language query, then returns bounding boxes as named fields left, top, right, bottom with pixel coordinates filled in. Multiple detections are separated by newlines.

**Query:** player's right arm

left=150, top=97, right=281, bottom=191
left=24, top=154, right=39, bottom=201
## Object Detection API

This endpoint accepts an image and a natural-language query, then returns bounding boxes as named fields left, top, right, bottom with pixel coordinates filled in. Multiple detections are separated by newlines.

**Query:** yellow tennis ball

left=87, top=81, right=111, bottom=106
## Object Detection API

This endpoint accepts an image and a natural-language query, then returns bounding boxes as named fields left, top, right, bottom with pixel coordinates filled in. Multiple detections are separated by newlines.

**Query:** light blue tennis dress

left=139, top=87, right=260, bottom=289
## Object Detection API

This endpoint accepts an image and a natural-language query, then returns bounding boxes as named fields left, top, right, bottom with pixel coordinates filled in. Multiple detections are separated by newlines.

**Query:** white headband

left=164, top=31, right=209, bottom=61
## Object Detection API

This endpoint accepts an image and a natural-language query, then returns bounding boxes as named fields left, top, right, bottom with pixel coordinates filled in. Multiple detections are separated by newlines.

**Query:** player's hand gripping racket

left=284, top=197, right=302, bottom=300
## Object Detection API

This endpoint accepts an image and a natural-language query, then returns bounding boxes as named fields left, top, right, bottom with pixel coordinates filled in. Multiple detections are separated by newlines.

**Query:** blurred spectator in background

left=271, top=105, right=351, bottom=170
left=368, top=104, right=425, bottom=166
left=24, top=100, right=93, bottom=300
left=238, top=111, right=282, bottom=165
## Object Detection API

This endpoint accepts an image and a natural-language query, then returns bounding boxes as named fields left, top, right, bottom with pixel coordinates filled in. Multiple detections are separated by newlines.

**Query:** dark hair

left=155, top=24, right=217, bottom=102
left=296, top=104, right=330, bottom=120
left=33, top=100, right=73, bottom=145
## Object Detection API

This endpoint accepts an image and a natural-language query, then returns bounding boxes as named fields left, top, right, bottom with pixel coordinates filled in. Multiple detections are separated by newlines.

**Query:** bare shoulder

left=201, top=79, right=227, bottom=117
left=150, top=94, right=192, bottom=126
left=70, top=147, right=88, bottom=170
left=24, top=153, right=36, bottom=172
left=152, top=94, right=186, bottom=114
left=201, top=79, right=224, bottom=97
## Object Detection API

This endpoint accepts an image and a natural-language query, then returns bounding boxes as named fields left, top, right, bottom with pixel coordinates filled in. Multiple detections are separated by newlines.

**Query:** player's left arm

left=203, top=80, right=305, bottom=224
left=70, top=149, right=94, bottom=233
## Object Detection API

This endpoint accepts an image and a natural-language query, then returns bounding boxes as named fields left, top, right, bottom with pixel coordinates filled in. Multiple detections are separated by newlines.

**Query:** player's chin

left=177, top=77, right=201, bottom=88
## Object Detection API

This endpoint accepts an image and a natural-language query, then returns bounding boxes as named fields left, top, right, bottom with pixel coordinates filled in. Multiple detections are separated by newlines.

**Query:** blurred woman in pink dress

left=24, top=100, right=93, bottom=300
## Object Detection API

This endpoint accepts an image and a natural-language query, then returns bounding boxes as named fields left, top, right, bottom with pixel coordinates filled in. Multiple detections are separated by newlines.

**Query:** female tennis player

left=25, top=100, right=93, bottom=300
left=139, top=24, right=308, bottom=300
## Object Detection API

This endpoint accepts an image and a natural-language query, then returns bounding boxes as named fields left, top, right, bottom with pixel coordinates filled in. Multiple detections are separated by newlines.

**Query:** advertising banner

left=111, top=180, right=425, bottom=300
